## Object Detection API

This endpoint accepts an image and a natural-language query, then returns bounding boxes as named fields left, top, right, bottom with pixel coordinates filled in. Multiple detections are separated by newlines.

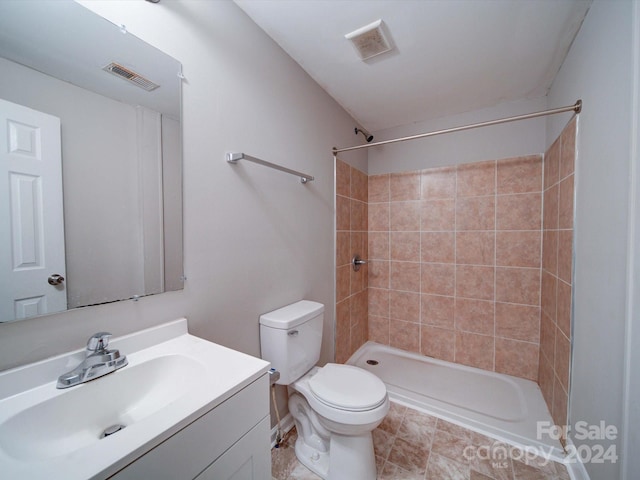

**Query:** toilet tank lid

left=259, top=300, right=324, bottom=329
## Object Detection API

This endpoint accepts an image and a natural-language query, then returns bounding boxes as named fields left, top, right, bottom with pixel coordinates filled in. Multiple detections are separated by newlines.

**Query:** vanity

left=0, top=319, right=272, bottom=479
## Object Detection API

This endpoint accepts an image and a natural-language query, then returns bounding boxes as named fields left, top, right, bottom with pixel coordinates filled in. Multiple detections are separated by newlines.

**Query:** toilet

left=260, top=300, right=389, bottom=480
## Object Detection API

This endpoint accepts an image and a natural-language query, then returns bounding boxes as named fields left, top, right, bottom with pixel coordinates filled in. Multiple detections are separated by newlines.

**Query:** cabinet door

left=196, top=417, right=270, bottom=480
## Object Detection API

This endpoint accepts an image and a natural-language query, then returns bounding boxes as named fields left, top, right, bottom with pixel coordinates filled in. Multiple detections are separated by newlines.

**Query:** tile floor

left=271, top=402, right=570, bottom=480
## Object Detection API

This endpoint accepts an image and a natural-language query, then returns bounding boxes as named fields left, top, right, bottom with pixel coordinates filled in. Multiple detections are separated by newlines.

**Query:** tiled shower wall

left=335, top=160, right=369, bottom=363
left=366, top=156, right=543, bottom=381
left=539, top=117, right=576, bottom=429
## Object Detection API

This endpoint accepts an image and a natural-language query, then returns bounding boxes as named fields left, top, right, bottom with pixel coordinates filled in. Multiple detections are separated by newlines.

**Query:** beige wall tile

left=390, top=201, right=421, bottom=231
left=544, top=137, right=560, bottom=190
left=456, top=265, right=495, bottom=301
left=421, top=325, right=455, bottom=362
left=369, top=174, right=390, bottom=203
left=336, top=194, right=350, bottom=231
left=496, top=231, right=541, bottom=268
left=557, top=230, right=573, bottom=284
left=421, top=232, right=455, bottom=263
left=542, top=230, right=558, bottom=275
left=369, top=260, right=390, bottom=289
left=351, top=166, right=368, bottom=203
left=421, top=294, right=455, bottom=328
left=456, top=196, right=495, bottom=231
left=421, top=199, right=455, bottom=231
left=369, top=203, right=390, bottom=231
left=390, top=290, right=421, bottom=322
left=421, top=263, right=455, bottom=296
left=391, top=171, right=421, bottom=201
left=454, top=331, right=494, bottom=370
left=555, top=327, right=571, bottom=392
left=391, top=231, right=421, bottom=261
left=390, top=319, right=421, bottom=353
left=390, top=261, right=422, bottom=292
left=421, top=166, right=456, bottom=199
left=497, top=155, right=542, bottom=194
left=495, top=303, right=540, bottom=343
left=558, top=175, right=574, bottom=229
left=543, top=185, right=559, bottom=230
left=369, top=287, right=390, bottom=317
left=368, top=315, right=390, bottom=345
left=559, top=117, right=576, bottom=179
left=454, top=298, right=495, bottom=335
left=336, top=231, right=350, bottom=267
left=495, top=267, right=540, bottom=306
left=540, top=270, right=557, bottom=321
left=556, top=280, right=572, bottom=339
left=496, top=193, right=542, bottom=230
left=456, top=231, right=495, bottom=266
left=336, top=159, right=350, bottom=197
left=456, top=160, right=496, bottom=197
left=495, top=337, right=539, bottom=381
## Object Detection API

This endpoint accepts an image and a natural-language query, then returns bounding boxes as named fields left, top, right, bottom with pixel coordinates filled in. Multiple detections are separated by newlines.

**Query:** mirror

left=0, top=0, right=183, bottom=323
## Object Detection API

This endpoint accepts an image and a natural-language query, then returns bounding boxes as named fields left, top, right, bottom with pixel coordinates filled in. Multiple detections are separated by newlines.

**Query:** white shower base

left=348, top=342, right=565, bottom=462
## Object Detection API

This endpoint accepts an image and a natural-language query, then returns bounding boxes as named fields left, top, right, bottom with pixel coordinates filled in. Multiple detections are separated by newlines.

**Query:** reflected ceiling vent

left=102, top=62, right=159, bottom=91
left=345, top=19, right=393, bottom=61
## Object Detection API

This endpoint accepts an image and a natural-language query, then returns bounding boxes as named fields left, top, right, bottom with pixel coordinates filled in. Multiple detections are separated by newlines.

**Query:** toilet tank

left=259, top=300, right=324, bottom=385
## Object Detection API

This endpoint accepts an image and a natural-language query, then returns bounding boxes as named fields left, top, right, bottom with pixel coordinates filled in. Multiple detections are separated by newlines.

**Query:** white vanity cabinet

left=109, top=374, right=271, bottom=480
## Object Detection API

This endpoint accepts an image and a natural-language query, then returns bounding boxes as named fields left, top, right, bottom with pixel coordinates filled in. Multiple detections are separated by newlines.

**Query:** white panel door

left=0, top=98, right=66, bottom=321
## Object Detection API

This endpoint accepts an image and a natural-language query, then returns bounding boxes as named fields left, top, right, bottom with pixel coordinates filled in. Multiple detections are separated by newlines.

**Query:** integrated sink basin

left=0, top=318, right=270, bottom=479
left=0, top=354, right=205, bottom=461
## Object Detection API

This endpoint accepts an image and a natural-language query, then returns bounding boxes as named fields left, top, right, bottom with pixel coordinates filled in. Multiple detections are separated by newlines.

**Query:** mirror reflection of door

left=0, top=98, right=66, bottom=321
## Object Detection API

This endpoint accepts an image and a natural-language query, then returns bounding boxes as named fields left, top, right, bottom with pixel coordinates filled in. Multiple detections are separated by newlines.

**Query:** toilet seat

left=308, top=363, right=387, bottom=412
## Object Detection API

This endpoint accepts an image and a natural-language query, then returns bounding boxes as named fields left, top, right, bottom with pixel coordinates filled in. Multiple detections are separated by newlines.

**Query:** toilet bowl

left=259, top=301, right=389, bottom=480
left=289, top=364, right=389, bottom=479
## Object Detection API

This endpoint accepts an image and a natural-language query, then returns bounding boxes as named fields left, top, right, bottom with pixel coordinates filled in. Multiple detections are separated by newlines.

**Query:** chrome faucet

left=56, top=332, right=128, bottom=389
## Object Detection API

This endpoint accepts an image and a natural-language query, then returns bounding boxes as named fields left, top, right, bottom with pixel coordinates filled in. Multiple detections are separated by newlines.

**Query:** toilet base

left=289, top=392, right=379, bottom=480
left=294, top=429, right=378, bottom=480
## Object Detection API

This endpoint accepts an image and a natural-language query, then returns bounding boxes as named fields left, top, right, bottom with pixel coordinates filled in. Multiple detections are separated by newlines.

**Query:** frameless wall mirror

left=0, top=0, right=183, bottom=323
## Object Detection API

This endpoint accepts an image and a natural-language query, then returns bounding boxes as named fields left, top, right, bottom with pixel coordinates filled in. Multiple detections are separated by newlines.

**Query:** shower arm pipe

left=226, top=152, right=314, bottom=183
left=332, top=99, right=582, bottom=154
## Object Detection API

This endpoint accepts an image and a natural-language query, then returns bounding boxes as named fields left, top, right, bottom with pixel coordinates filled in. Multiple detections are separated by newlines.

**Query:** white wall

left=546, top=2, right=637, bottom=479
left=367, top=97, right=548, bottom=174
left=0, top=57, right=146, bottom=309
left=0, top=0, right=365, bottom=375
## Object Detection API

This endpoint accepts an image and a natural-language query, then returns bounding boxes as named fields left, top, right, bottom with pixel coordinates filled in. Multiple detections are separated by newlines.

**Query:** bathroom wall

left=0, top=1, right=366, bottom=379
left=367, top=156, right=543, bottom=381
left=545, top=2, right=639, bottom=478
left=368, top=97, right=547, bottom=175
left=335, top=160, right=369, bottom=363
left=538, top=117, right=576, bottom=434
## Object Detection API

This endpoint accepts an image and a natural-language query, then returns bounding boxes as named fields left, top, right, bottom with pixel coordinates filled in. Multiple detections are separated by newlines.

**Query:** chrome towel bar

left=226, top=152, right=314, bottom=184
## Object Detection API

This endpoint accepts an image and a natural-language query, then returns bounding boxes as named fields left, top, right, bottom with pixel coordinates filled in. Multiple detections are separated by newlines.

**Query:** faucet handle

left=87, top=332, right=112, bottom=353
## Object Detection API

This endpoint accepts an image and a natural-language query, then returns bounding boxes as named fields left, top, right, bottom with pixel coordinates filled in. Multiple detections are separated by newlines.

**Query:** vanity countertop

left=0, top=318, right=270, bottom=479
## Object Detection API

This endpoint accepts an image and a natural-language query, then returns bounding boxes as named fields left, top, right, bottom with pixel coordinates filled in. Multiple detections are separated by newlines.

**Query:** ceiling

left=234, top=0, right=591, bottom=132
left=0, top=0, right=181, bottom=118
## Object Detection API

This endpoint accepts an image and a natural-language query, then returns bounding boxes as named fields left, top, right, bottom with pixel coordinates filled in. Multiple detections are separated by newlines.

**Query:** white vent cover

left=345, top=19, right=392, bottom=61
left=102, top=62, right=160, bottom=91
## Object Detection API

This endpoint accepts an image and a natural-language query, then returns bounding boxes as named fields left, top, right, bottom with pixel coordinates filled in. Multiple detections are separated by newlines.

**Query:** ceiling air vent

left=345, top=19, right=393, bottom=61
left=102, top=62, right=159, bottom=91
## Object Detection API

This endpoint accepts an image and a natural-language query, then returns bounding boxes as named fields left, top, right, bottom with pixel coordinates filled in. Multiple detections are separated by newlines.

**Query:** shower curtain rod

left=332, top=99, right=582, bottom=154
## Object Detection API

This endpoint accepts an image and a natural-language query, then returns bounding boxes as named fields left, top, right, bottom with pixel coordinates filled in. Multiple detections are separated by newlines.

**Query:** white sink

left=0, top=319, right=270, bottom=479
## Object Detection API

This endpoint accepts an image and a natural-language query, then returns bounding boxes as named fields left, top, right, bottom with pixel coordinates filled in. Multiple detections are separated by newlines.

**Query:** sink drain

left=101, top=424, right=126, bottom=438
left=366, top=359, right=379, bottom=365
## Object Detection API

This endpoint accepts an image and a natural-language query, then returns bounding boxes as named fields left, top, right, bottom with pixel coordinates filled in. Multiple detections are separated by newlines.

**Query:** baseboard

left=270, top=413, right=295, bottom=448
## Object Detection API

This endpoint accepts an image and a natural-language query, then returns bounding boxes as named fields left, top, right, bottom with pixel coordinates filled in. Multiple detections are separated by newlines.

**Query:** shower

left=355, top=127, right=374, bottom=143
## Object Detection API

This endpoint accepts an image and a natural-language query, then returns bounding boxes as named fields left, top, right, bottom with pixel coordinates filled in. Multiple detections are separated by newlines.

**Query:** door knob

left=48, top=274, right=65, bottom=286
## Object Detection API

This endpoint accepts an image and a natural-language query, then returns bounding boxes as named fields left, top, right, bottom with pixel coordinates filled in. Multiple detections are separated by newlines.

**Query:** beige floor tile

left=271, top=402, right=570, bottom=480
